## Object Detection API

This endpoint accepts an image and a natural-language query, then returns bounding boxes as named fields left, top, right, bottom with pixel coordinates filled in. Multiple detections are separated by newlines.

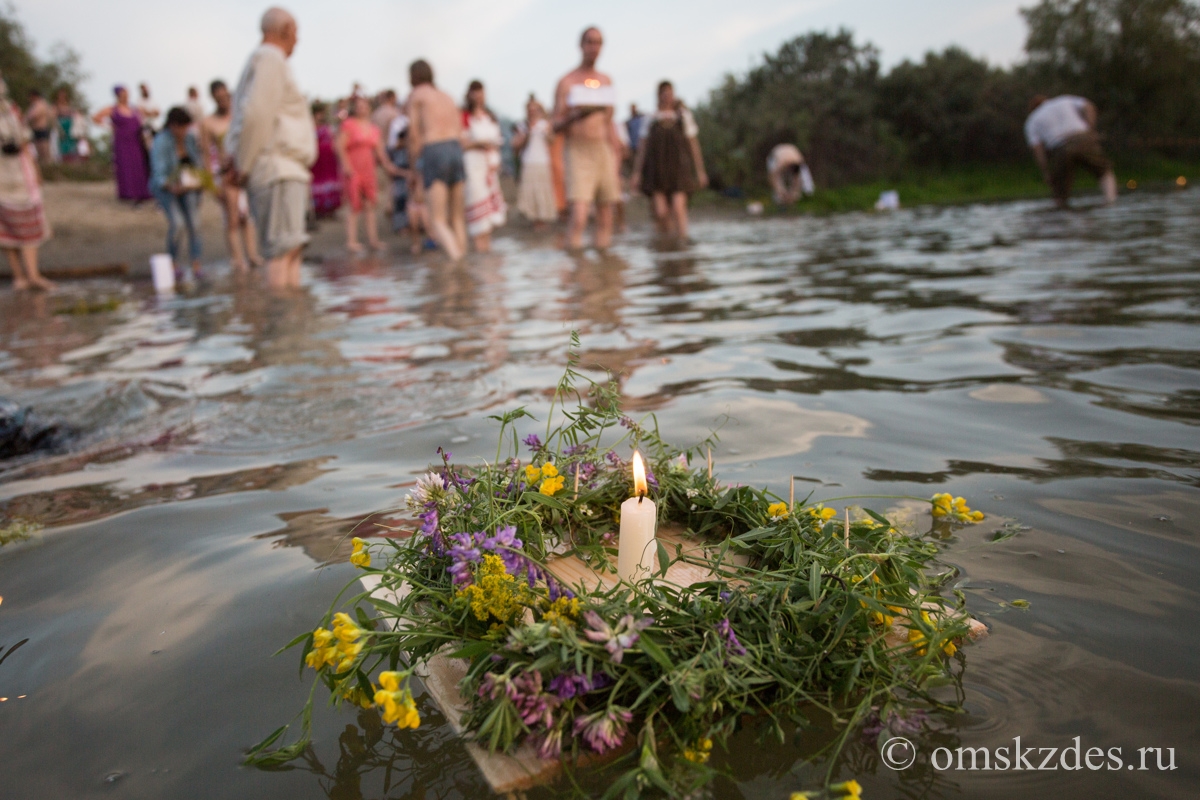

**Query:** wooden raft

left=359, top=524, right=985, bottom=794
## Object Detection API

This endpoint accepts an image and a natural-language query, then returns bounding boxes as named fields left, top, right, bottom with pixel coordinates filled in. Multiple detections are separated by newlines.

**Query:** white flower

left=405, top=472, right=452, bottom=510
left=685, top=488, right=699, bottom=499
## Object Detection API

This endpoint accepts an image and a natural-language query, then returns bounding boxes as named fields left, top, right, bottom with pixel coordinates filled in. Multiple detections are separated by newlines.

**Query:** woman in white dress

left=512, top=96, right=556, bottom=230
left=461, top=80, right=506, bottom=253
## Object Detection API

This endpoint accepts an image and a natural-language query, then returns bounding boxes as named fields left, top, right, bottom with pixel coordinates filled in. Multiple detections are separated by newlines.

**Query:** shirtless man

left=553, top=26, right=623, bottom=250
left=407, top=59, right=466, bottom=260
left=24, top=90, right=53, bottom=162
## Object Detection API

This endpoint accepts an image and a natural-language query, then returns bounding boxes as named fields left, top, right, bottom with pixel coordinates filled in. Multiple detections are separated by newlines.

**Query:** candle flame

left=632, top=451, right=647, bottom=496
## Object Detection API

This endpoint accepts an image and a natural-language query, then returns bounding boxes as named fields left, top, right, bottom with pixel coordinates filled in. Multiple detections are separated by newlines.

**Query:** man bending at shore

left=407, top=60, right=466, bottom=260
left=226, top=7, right=316, bottom=288
left=553, top=27, right=622, bottom=250
left=1025, top=94, right=1116, bottom=209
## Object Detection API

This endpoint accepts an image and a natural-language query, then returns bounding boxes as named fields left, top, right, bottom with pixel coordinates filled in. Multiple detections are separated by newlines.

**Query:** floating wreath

left=247, top=340, right=987, bottom=798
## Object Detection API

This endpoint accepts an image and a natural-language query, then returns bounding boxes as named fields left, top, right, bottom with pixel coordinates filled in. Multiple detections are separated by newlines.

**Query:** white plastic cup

left=150, top=254, right=175, bottom=294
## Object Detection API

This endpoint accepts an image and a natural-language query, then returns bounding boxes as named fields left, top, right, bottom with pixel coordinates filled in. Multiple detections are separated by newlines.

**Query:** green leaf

left=808, top=562, right=822, bottom=603
left=524, top=491, right=567, bottom=511
left=638, top=633, right=675, bottom=671
left=447, top=640, right=495, bottom=660
left=670, top=681, right=691, bottom=712
left=656, top=539, right=670, bottom=579
left=864, top=508, right=891, bottom=527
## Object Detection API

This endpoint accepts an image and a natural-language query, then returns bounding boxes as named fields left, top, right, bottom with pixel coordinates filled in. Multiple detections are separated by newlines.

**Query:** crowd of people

left=1, top=4, right=1119, bottom=293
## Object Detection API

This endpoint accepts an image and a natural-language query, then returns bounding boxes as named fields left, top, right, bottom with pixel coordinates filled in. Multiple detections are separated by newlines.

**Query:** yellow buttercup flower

left=930, top=493, right=983, bottom=523
left=540, top=474, right=565, bottom=496
left=540, top=462, right=558, bottom=478
left=342, top=686, right=374, bottom=709
left=350, top=537, right=371, bottom=569
left=525, top=464, right=542, bottom=484
left=831, top=778, right=863, bottom=798
left=374, top=671, right=421, bottom=729
left=767, top=502, right=789, bottom=521
left=682, top=737, right=713, bottom=764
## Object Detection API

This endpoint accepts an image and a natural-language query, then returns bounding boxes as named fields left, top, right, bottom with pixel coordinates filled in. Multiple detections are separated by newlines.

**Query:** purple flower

left=719, top=591, right=732, bottom=603
left=573, top=707, right=633, bottom=753
left=619, top=416, right=635, bottom=429
left=564, top=443, right=592, bottom=457
left=511, top=670, right=560, bottom=729
left=532, top=726, right=565, bottom=760
left=548, top=670, right=610, bottom=700
left=448, top=531, right=483, bottom=586
left=605, top=451, right=623, bottom=468
left=481, top=525, right=524, bottom=574
left=523, top=433, right=543, bottom=451
left=716, top=617, right=747, bottom=656
left=583, top=612, right=653, bottom=664
left=645, top=466, right=659, bottom=490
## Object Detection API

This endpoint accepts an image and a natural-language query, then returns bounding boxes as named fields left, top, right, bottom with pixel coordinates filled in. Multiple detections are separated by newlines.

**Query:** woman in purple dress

left=93, top=86, right=152, bottom=203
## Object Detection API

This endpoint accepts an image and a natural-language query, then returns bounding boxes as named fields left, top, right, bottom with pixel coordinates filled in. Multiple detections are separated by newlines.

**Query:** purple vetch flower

left=532, top=726, right=565, bottom=760
left=645, top=466, right=659, bottom=490
left=564, top=443, right=592, bottom=457
left=573, top=707, right=633, bottom=754
left=523, top=433, right=543, bottom=451
left=605, top=451, right=623, bottom=468
left=716, top=617, right=747, bottom=656
left=510, top=670, right=560, bottom=729
left=583, top=612, right=654, bottom=664
left=448, top=531, right=483, bottom=586
left=719, top=591, right=732, bottom=603
left=619, top=416, right=635, bottom=429
left=548, top=670, right=611, bottom=701
left=481, top=525, right=524, bottom=574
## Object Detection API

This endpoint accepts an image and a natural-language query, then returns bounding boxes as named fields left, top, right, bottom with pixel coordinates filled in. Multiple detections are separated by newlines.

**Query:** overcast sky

left=16, top=0, right=1029, bottom=117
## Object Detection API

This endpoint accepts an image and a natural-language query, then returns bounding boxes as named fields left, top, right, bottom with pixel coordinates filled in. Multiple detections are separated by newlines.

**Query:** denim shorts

left=420, top=139, right=465, bottom=189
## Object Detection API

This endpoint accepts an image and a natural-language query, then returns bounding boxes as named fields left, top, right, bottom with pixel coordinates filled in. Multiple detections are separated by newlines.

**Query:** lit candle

left=617, top=452, right=657, bottom=582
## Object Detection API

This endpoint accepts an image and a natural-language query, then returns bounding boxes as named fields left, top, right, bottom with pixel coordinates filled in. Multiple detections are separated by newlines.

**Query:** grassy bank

left=696, top=155, right=1198, bottom=214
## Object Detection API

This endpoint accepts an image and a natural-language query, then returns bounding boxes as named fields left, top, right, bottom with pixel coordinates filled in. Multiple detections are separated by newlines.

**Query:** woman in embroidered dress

left=0, top=73, right=54, bottom=290
left=632, top=80, right=707, bottom=242
left=461, top=80, right=506, bottom=253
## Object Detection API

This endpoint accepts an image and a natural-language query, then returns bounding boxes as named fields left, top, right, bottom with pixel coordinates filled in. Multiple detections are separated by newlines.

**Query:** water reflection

left=2, top=190, right=1199, bottom=798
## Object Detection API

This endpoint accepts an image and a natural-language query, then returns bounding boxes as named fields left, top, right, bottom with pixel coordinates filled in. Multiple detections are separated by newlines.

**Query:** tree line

left=695, top=0, right=1200, bottom=191
left=0, top=8, right=85, bottom=105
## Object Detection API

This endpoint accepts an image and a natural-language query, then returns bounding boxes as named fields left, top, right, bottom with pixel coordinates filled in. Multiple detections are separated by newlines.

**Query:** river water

left=1, top=191, right=1197, bottom=799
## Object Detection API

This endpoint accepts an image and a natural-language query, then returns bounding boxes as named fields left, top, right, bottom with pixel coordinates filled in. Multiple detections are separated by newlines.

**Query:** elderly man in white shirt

left=226, top=7, right=316, bottom=288
left=1025, top=94, right=1117, bottom=209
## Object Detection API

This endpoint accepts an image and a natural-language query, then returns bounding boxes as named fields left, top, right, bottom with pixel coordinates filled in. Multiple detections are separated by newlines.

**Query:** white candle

left=617, top=451, right=657, bottom=583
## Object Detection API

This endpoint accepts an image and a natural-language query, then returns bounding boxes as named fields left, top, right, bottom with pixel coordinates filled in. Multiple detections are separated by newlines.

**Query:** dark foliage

left=0, top=6, right=87, bottom=107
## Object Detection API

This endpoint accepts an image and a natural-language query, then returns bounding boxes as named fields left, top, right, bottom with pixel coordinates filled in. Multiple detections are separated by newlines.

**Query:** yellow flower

left=525, top=464, right=542, bottom=484
left=332, top=612, right=365, bottom=643
left=542, top=596, right=581, bottom=625
left=682, top=737, right=713, bottom=764
left=458, top=554, right=529, bottom=623
left=767, top=502, right=789, bottom=521
left=342, top=686, right=374, bottom=709
left=931, top=493, right=953, bottom=517
left=540, top=474, right=565, bottom=496
left=304, top=628, right=338, bottom=671
left=540, top=462, right=558, bottom=478
left=831, top=778, right=863, bottom=798
left=374, top=671, right=421, bottom=729
left=907, top=611, right=955, bottom=657
left=350, top=537, right=372, bottom=569
left=808, top=505, right=837, bottom=522
left=969, top=510, right=985, bottom=522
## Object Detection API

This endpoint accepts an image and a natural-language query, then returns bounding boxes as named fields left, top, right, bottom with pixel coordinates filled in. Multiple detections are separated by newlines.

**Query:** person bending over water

left=766, top=143, right=812, bottom=206
left=632, top=80, right=707, bottom=242
left=1025, top=94, right=1116, bottom=209
left=149, top=107, right=204, bottom=282
left=200, top=80, right=262, bottom=272
left=407, top=59, right=466, bottom=261
left=553, top=26, right=622, bottom=251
